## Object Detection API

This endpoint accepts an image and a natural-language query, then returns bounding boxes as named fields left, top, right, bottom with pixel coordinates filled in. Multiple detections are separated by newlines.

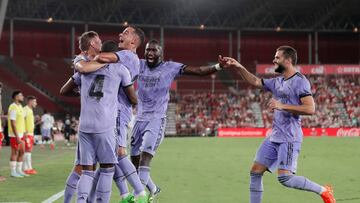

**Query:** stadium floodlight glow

left=123, top=21, right=128, bottom=26
left=46, top=17, right=53, bottom=23
left=200, top=24, right=205, bottom=30
left=353, top=27, right=358, bottom=33
left=276, top=26, right=281, bottom=32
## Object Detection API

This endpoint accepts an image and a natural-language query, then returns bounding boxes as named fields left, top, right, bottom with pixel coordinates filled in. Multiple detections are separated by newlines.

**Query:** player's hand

left=16, top=136, right=23, bottom=144
left=218, top=55, right=241, bottom=69
left=267, top=98, right=283, bottom=111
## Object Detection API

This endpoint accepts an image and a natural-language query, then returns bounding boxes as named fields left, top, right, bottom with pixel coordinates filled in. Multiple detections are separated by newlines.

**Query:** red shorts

left=10, top=137, right=25, bottom=150
left=24, top=135, right=34, bottom=151
left=0, top=132, right=4, bottom=149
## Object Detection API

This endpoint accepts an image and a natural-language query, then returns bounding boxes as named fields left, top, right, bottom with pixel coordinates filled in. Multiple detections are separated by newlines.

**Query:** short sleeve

left=72, top=72, right=81, bottom=86
left=116, top=50, right=140, bottom=76
left=119, top=67, right=133, bottom=88
left=168, top=61, right=186, bottom=78
left=115, top=50, right=132, bottom=63
left=297, top=78, right=312, bottom=98
left=9, top=109, right=17, bottom=121
left=73, top=55, right=87, bottom=65
left=262, top=78, right=277, bottom=93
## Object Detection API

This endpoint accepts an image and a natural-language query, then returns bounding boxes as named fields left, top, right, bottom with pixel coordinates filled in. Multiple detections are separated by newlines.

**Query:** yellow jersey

left=8, top=102, right=25, bottom=137
left=23, top=105, right=35, bottom=135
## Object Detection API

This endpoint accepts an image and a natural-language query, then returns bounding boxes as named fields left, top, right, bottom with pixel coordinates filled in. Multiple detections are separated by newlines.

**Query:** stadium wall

left=0, top=21, right=359, bottom=65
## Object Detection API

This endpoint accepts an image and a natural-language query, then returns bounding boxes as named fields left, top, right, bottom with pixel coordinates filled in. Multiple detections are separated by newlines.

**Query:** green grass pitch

left=0, top=137, right=359, bottom=203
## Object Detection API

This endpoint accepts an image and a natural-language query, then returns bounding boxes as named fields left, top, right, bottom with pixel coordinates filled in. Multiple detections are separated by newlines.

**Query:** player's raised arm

left=182, top=63, right=223, bottom=76
left=75, top=60, right=105, bottom=73
left=76, top=40, right=121, bottom=73
left=96, top=52, right=119, bottom=63
left=219, top=55, right=263, bottom=88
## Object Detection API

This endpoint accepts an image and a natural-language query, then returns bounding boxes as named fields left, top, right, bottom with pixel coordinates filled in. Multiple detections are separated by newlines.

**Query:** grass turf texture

left=0, top=137, right=359, bottom=203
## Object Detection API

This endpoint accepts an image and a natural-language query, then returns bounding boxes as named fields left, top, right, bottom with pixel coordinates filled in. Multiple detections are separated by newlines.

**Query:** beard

left=275, top=64, right=286, bottom=73
left=146, top=57, right=161, bottom=68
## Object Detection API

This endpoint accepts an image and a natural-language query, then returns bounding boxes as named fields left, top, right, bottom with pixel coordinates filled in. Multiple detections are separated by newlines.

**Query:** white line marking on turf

left=41, top=190, right=64, bottom=203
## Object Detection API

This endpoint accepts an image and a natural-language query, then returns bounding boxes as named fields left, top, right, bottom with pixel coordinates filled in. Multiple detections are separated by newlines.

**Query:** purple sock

left=64, top=171, right=80, bottom=203
left=138, top=166, right=151, bottom=186
left=278, top=174, right=322, bottom=194
left=114, top=164, right=129, bottom=196
left=87, top=169, right=100, bottom=203
left=118, top=155, right=144, bottom=195
left=147, top=177, right=157, bottom=194
left=250, top=172, right=263, bottom=203
left=96, top=167, right=115, bottom=203
left=77, top=170, right=95, bottom=203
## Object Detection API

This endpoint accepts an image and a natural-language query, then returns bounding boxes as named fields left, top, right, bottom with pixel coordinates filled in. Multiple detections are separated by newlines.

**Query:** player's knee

left=100, top=163, right=114, bottom=168
left=250, top=163, right=266, bottom=174
left=74, top=165, right=83, bottom=174
left=18, top=150, right=24, bottom=156
left=82, top=165, right=95, bottom=171
left=277, top=174, right=293, bottom=188
left=139, top=152, right=153, bottom=166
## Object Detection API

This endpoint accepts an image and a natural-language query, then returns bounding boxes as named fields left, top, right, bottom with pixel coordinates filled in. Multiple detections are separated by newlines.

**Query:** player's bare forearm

left=270, top=96, right=315, bottom=115
left=96, top=52, right=118, bottom=63
left=219, top=56, right=262, bottom=88
left=183, top=65, right=217, bottom=76
left=236, top=65, right=262, bottom=88
left=60, top=78, right=79, bottom=97
left=123, top=85, right=138, bottom=105
left=280, top=104, right=315, bottom=115
left=75, top=61, right=104, bottom=73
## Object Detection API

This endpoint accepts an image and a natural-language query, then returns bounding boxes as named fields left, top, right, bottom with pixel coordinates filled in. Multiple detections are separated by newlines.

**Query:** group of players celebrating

left=59, top=25, right=336, bottom=203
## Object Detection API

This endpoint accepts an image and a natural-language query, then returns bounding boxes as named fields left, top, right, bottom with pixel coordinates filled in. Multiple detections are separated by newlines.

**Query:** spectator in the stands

left=32, top=53, right=48, bottom=71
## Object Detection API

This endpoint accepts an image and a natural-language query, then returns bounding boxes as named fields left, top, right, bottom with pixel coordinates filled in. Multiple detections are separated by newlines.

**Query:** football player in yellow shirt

left=23, top=96, right=37, bottom=175
left=8, top=90, right=27, bottom=178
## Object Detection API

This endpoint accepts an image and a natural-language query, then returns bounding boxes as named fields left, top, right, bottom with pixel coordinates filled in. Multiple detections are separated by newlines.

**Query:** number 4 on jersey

left=88, top=75, right=105, bottom=101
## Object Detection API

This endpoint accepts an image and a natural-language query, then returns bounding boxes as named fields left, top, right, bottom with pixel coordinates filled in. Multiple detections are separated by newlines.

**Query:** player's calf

left=250, top=172, right=264, bottom=203
left=77, top=168, right=96, bottom=203
left=118, top=155, right=146, bottom=198
left=64, top=170, right=81, bottom=203
left=277, top=173, right=336, bottom=202
left=96, top=164, right=115, bottom=203
left=277, top=173, right=323, bottom=194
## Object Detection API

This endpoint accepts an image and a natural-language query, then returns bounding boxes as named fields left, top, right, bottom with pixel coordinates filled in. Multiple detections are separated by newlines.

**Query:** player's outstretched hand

left=218, top=55, right=241, bottom=69
left=267, top=98, right=283, bottom=111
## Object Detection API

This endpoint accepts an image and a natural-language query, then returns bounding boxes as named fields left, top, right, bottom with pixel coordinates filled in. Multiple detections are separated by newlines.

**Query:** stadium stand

left=0, top=63, right=61, bottom=112
left=13, top=56, right=79, bottom=107
left=175, top=75, right=360, bottom=135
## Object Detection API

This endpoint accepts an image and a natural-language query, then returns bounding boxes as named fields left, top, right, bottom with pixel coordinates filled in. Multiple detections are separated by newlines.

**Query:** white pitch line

left=41, top=190, right=64, bottom=203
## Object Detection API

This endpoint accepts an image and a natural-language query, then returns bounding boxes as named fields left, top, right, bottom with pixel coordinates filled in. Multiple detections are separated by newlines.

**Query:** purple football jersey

left=262, top=72, right=312, bottom=143
left=115, top=50, right=140, bottom=122
left=136, top=59, right=185, bottom=121
left=73, top=54, right=89, bottom=65
left=72, top=63, right=132, bottom=133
